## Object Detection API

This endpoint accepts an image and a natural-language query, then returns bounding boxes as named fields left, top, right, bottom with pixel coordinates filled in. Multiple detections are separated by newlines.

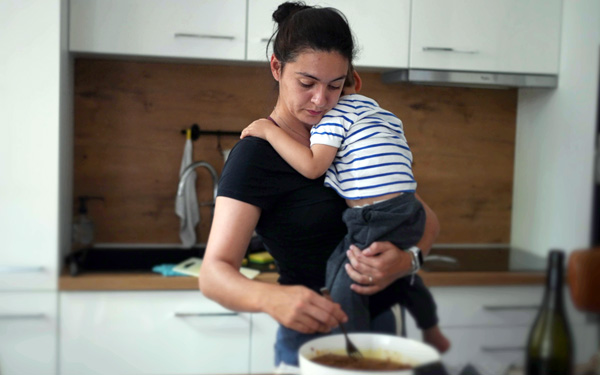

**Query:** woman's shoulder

left=222, top=136, right=293, bottom=179
left=227, top=136, right=276, bottom=163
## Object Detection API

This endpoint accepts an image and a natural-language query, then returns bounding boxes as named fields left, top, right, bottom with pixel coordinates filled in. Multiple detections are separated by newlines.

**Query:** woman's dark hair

left=269, top=2, right=356, bottom=72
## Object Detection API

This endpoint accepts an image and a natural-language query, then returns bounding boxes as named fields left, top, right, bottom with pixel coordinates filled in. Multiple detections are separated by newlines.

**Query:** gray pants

left=325, top=193, right=437, bottom=332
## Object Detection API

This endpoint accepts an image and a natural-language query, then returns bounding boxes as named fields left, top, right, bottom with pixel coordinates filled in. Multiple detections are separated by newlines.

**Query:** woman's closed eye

left=299, top=81, right=341, bottom=91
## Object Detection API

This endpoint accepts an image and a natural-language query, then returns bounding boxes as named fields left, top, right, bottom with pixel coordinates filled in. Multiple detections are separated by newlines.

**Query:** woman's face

left=271, top=50, right=348, bottom=126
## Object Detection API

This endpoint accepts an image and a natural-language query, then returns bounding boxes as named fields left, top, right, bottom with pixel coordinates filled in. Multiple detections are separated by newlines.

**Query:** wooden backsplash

left=74, top=58, right=517, bottom=245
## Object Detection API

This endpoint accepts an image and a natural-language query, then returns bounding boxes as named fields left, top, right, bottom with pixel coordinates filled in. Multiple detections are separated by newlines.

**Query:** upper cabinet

left=70, top=0, right=563, bottom=85
left=70, top=0, right=247, bottom=61
left=410, top=0, right=562, bottom=75
left=247, top=0, right=410, bottom=69
left=1, top=0, right=62, bottom=291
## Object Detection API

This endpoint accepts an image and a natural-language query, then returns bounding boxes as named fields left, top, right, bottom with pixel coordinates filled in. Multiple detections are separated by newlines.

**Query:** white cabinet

left=247, top=0, right=410, bottom=69
left=0, top=292, right=58, bottom=375
left=405, top=286, right=599, bottom=372
left=0, top=0, right=62, bottom=291
left=410, top=0, right=562, bottom=75
left=249, top=313, right=279, bottom=374
left=59, top=291, right=251, bottom=375
left=70, top=0, right=247, bottom=61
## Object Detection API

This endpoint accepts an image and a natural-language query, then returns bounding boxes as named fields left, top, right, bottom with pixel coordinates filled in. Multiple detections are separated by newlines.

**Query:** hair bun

left=272, top=1, right=311, bottom=25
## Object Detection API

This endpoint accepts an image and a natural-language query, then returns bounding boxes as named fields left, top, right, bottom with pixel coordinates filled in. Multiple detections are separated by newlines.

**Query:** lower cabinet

left=59, top=291, right=252, bottom=375
left=405, top=286, right=599, bottom=372
left=249, top=313, right=280, bottom=373
left=0, top=292, right=58, bottom=375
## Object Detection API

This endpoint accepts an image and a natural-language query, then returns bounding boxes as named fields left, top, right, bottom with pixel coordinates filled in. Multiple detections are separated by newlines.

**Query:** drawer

left=429, top=286, right=542, bottom=328
left=0, top=292, right=58, bottom=375
left=60, top=291, right=250, bottom=375
left=427, top=286, right=588, bottom=328
left=440, top=326, right=528, bottom=373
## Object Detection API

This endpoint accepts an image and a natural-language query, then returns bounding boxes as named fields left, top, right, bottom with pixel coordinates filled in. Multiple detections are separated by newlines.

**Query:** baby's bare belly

left=345, top=192, right=404, bottom=208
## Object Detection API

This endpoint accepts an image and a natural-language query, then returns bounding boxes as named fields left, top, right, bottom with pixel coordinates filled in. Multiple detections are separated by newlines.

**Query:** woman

left=199, top=2, right=440, bottom=366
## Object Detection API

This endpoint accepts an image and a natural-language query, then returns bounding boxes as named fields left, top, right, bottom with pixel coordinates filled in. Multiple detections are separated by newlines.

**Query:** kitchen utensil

left=320, top=287, right=363, bottom=359
left=298, top=332, right=441, bottom=375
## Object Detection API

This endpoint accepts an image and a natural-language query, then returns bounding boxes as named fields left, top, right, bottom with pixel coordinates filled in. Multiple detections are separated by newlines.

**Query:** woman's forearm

left=265, top=127, right=336, bottom=179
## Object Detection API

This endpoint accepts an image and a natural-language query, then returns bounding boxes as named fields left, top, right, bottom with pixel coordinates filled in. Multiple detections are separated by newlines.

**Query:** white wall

left=511, top=0, right=600, bottom=257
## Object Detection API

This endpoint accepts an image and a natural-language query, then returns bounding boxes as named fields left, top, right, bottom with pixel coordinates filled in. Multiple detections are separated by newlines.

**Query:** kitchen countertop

left=59, top=246, right=546, bottom=291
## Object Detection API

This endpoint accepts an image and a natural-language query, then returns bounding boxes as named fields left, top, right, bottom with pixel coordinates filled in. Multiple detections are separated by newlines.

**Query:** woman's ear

left=270, top=54, right=282, bottom=81
left=353, top=71, right=362, bottom=93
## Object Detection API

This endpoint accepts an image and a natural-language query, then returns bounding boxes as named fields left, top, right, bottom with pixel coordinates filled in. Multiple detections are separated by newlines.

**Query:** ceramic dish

left=298, top=333, right=440, bottom=375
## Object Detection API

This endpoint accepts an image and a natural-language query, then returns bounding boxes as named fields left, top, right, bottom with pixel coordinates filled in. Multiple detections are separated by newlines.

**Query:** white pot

left=298, top=333, right=440, bottom=375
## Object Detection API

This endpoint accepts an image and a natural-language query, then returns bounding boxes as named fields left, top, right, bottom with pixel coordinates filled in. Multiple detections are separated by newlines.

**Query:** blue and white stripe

left=310, top=94, right=416, bottom=200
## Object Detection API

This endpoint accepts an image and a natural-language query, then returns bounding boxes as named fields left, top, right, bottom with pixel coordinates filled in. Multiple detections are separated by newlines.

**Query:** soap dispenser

left=72, top=196, right=104, bottom=249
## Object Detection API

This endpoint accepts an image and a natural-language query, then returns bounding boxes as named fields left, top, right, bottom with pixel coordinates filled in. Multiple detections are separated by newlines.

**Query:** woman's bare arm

left=199, top=196, right=348, bottom=333
left=241, top=119, right=337, bottom=179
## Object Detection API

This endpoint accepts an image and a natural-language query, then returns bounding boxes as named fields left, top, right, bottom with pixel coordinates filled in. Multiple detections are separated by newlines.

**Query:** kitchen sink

left=65, top=246, right=205, bottom=276
left=65, top=237, right=266, bottom=276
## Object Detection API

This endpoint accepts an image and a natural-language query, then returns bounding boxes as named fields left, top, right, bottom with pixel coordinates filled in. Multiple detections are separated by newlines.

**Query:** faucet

left=177, top=161, right=219, bottom=206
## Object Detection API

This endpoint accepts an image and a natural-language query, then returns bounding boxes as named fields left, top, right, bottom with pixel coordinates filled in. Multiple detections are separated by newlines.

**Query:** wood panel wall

left=73, top=58, right=517, bottom=246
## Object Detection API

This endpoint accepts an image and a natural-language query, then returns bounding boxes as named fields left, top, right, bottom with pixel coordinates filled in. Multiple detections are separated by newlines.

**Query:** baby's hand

left=240, top=118, right=275, bottom=140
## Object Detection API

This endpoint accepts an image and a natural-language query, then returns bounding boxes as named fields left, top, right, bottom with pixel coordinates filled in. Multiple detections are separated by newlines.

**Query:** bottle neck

left=542, top=251, right=565, bottom=310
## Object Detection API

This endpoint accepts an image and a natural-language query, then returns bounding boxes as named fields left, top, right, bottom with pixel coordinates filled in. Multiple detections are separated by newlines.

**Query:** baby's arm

left=240, top=119, right=337, bottom=179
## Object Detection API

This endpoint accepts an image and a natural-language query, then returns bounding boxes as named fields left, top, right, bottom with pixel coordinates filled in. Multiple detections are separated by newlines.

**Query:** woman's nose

left=311, top=86, right=328, bottom=107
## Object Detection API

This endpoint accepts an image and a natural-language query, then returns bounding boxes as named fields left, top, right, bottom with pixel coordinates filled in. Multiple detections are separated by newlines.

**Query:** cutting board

left=173, top=257, right=260, bottom=280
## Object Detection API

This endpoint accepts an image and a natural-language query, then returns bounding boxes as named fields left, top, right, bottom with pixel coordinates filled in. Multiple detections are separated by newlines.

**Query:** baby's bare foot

left=422, top=325, right=451, bottom=354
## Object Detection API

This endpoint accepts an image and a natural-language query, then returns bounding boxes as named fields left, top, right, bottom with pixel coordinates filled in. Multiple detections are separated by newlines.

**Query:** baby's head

left=342, top=68, right=361, bottom=95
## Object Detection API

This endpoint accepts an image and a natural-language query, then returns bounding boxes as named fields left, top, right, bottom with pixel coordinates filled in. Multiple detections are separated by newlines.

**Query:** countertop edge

left=59, top=270, right=545, bottom=291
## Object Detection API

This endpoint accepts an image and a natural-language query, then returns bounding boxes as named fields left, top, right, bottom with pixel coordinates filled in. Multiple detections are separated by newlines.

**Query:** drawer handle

left=0, top=313, right=45, bottom=320
left=422, top=46, right=479, bottom=54
left=174, top=33, right=235, bottom=41
left=174, top=312, right=238, bottom=318
left=0, top=266, right=44, bottom=274
left=481, top=346, right=525, bottom=353
left=482, top=305, right=539, bottom=311
left=424, top=255, right=458, bottom=264
left=260, top=37, right=271, bottom=43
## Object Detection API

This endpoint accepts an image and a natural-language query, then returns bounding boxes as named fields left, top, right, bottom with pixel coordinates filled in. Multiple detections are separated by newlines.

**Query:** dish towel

left=175, top=136, right=200, bottom=247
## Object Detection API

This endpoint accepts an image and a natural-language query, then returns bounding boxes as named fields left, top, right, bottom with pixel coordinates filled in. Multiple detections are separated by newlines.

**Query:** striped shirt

left=310, top=94, right=416, bottom=200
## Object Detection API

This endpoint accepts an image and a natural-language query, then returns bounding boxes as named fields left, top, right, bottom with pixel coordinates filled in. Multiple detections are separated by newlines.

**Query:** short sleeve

left=310, top=114, right=347, bottom=149
left=218, top=137, right=302, bottom=210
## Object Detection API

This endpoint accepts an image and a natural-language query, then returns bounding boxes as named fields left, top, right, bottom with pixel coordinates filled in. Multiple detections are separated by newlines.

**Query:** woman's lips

left=307, top=109, right=323, bottom=116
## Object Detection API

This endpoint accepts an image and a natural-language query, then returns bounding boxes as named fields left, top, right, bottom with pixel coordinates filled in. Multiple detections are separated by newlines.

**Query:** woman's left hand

left=344, top=242, right=413, bottom=295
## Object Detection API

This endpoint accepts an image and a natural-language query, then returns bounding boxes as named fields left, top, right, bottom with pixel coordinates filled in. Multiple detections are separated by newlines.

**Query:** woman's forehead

left=287, top=50, right=349, bottom=81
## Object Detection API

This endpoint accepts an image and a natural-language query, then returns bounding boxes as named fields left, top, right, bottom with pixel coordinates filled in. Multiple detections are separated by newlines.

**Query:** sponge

left=248, top=251, right=274, bottom=264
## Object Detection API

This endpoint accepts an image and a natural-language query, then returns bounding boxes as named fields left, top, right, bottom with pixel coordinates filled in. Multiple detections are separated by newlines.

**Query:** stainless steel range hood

left=381, top=69, right=558, bottom=89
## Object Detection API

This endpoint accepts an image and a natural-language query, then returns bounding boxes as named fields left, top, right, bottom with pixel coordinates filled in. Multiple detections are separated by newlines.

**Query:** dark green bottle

left=526, top=250, right=574, bottom=375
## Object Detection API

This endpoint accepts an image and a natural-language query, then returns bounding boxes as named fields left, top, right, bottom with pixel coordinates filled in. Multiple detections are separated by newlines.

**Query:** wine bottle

left=526, top=249, right=574, bottom=375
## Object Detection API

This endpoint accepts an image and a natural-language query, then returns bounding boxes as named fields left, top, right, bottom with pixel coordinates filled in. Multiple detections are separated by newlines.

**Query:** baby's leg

left=372, top=275, right=450, bottom=353
left=325, top=236, right=370, bottom=332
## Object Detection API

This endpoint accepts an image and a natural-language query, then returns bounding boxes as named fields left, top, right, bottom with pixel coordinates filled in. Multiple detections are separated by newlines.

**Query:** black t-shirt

left=218, top=137, right=347, bottom=291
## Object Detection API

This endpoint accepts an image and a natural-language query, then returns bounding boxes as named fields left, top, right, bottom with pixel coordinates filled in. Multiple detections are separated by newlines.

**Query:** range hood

left=381, top=69, right=558, bottom=89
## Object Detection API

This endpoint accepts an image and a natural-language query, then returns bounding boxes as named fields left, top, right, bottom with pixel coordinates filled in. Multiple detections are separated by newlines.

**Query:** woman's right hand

left=240, top=118, right=274, bottom=140
left=264, top=284, right=348, bottom=334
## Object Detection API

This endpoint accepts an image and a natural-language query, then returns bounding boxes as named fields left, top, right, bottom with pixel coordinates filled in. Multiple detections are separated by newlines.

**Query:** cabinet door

left=249, top=313, right=279, bottom=374
left=0, top=0, right=60, bottom=290
left=405, top=286, right=599, bottom=369
left=0, top=292, right=57, bottom=375
left=70, top=0, right=247, bottom=61
left=410, top=0, right=562, bottom=74
left=247, top=0, right=410, bottom=69
left=60, top=291, right=251, bottom=375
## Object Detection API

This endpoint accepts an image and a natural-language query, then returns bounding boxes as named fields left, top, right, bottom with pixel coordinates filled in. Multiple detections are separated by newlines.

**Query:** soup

left=311, top=353, right=412, bottom=370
